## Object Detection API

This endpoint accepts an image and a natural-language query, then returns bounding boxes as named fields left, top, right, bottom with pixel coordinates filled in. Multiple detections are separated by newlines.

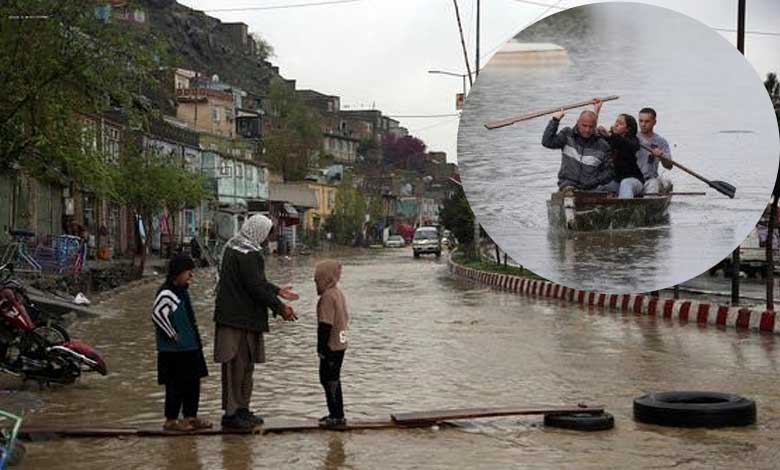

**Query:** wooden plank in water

left=391, top=405, right=605, bottom=424
left=137, top=426, right=262, bottom=437
left=20, top=425, right=139, bottom=441
left=20, top=425, right=264, bottom=440
left=21, top=405, right=603, bottom=440
left=261, top=418, right=413, bottom=434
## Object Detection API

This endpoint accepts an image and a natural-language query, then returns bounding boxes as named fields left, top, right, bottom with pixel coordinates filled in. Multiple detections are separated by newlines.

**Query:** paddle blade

left=709, top=180, right=736, bottom=199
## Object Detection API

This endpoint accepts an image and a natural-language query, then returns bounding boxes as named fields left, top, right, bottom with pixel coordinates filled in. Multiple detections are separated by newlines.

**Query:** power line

left=408, top=115, right=461, bottom=133
left=202, top=0, right=362, bottom=13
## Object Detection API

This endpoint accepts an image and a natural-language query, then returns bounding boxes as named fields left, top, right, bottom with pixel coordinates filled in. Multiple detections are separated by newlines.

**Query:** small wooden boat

left=547, top=191, right=672, bottom=232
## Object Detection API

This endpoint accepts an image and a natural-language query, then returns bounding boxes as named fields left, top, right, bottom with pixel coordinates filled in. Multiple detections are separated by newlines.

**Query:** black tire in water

left=633, top=391, right=756, bottom=428
left=544, top=412, right=615, bottom=431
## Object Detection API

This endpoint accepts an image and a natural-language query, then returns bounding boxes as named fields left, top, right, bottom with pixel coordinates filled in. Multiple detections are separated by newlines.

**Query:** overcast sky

left=179, top=0, right=780, bottom=162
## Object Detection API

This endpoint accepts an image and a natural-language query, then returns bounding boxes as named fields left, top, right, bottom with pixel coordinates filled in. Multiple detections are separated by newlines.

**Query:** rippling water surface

left=7, top=249, right=780, bottom=469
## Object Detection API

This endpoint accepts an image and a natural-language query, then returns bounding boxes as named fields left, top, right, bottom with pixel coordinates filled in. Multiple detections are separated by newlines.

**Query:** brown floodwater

left=6, top=248, right=780, bottom=469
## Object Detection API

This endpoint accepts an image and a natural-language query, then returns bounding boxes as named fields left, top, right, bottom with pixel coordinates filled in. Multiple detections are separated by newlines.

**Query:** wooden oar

left=640, top=144, right=736, bottom=199
left=484, top=95, right=620, bottom=130
left=644, top=192, right=706, bottom=196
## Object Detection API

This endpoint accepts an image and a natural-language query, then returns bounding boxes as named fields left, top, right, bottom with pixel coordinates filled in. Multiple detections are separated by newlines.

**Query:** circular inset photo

left=458, top=1, right=780, bottom=294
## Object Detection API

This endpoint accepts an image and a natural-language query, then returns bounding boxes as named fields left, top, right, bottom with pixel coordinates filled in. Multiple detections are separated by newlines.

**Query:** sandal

left=163, top=419, right=196, bottom=432
left=319, top=417, right=347, bottom=429
left=185, top=417, right=213, bottom=430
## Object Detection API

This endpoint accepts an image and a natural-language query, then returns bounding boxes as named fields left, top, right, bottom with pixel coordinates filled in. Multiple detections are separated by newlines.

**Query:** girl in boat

left=594, top=104, right=644, bottom=198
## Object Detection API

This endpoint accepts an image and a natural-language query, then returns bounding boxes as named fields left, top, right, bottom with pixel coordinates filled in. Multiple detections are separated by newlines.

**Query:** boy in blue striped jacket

left=152, top=254, right=211, bottom=432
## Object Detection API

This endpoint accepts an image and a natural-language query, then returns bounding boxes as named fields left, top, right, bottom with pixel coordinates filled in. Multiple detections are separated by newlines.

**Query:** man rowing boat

left=541, top=102, right=612, bottom=191
left=637, top=107, right=673, bottom=194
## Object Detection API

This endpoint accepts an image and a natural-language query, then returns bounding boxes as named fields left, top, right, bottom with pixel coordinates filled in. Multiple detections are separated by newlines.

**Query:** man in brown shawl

left=213, top=214, right=298, bottom=430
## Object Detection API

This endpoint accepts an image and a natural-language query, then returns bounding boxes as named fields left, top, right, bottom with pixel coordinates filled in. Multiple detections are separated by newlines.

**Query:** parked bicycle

left=0, top=410, right=24, bottom=468
left=0, top=231, right=41, bottom=274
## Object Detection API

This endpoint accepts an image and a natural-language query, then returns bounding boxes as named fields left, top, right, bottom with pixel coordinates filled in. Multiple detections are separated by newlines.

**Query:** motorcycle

left=0, top=263, right=107, bottom=385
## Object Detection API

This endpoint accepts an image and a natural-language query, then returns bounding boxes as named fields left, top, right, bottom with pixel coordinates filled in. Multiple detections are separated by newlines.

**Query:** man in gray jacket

left=542, top=108, right=613, bottom=191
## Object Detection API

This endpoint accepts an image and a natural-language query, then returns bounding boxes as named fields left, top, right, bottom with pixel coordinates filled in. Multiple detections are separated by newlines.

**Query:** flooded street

left=7, top=248, right=780, bottom=469
left=458, top=3, right=779, bottom=294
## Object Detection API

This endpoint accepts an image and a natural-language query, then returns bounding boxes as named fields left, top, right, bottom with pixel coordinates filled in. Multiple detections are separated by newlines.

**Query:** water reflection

left=164, top=438, right=203, bottom=470
left=321, top=435, right=347, bottom=470
left=12, top=249, right=780, bottom=469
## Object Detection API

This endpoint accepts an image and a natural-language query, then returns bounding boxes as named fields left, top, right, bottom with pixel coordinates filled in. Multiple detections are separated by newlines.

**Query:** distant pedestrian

left=152, top=253, right=211, bottom=432
left=315, top=259, right=350, bottom=428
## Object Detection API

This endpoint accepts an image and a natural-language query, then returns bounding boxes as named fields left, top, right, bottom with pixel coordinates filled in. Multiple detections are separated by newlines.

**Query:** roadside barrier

left=448, top=256, right=779, bottom=335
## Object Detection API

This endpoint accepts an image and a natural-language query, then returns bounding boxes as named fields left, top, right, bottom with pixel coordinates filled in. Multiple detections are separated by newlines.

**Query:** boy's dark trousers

left=165, top=378, right=200, bottom=420
left=319, top=350, right=345, bottom=419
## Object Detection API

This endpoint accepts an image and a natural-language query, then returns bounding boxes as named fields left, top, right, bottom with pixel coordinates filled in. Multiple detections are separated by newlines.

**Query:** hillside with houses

left=0, top=0, right=458, bottom=274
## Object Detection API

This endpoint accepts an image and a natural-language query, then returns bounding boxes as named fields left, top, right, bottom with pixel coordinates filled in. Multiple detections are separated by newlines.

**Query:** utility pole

left=472, top=0, right=482, bottom=259
left=732, top=0, right=746, bottom=305
left=476, top=0, right=480, bottom=78
left=452, top=0, right=474, bottom=87
left=737, top=0, right=746, bottom=53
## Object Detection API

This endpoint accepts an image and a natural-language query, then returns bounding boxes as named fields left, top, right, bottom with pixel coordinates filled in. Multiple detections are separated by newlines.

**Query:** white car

left=412, top=226, right=442, bottom=258
left=385, top=235, right=405, bottom=248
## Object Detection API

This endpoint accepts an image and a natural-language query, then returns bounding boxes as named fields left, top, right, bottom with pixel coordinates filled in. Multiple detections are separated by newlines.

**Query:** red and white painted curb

left=449, top=258, right=780, bottom=335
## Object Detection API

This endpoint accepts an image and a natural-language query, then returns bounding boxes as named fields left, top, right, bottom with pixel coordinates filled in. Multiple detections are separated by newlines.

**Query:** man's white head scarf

left=218, top=214, right=273, bottom=273
left=237, top=214, right=273, bottom=251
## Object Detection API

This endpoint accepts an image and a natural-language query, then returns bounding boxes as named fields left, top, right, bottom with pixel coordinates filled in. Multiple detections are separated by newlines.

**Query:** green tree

left=250, top=32, right=274, bottom=61
left=767, top=73, right=780, bottom=134
left=263, top=78, right=322, bottom=181
left=324, top=184, right=367, bottom=245
left=0, top=0, right=162, bottom=191
left=358, top=137, right=380, bottom=162
left=368, top=195, right=384, bottom=224
left=115, top=137, right=209, bottom=276
left=765, top=71, right=780, bottom=309
left=439, top=184, right=475, bottom=257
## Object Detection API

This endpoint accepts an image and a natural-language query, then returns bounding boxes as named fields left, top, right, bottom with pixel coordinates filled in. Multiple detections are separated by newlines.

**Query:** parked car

left=412, top=226, right=441, bottom=258
left=385, top=235, right=406, bottom=248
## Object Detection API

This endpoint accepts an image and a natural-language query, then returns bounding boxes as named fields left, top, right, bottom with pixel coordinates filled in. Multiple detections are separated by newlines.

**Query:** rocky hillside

left=138, top=0, right=283, bottom=99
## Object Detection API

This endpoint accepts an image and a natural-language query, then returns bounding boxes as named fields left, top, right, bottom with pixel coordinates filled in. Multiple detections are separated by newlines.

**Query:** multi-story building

left=144, top=119, right=203, bottom=250
left=322, top=132, right=359, bottom=164
left=305, top=181, right=338, bottom=233
left=340, top=110, right=399, bottom=162
left=297, top=89, right=359, bottom=164
left=95, top=1, right=147, bottom=25
left=214, top=22, right=261, bottom=56
left=176, top=87, right=236, bottom=138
